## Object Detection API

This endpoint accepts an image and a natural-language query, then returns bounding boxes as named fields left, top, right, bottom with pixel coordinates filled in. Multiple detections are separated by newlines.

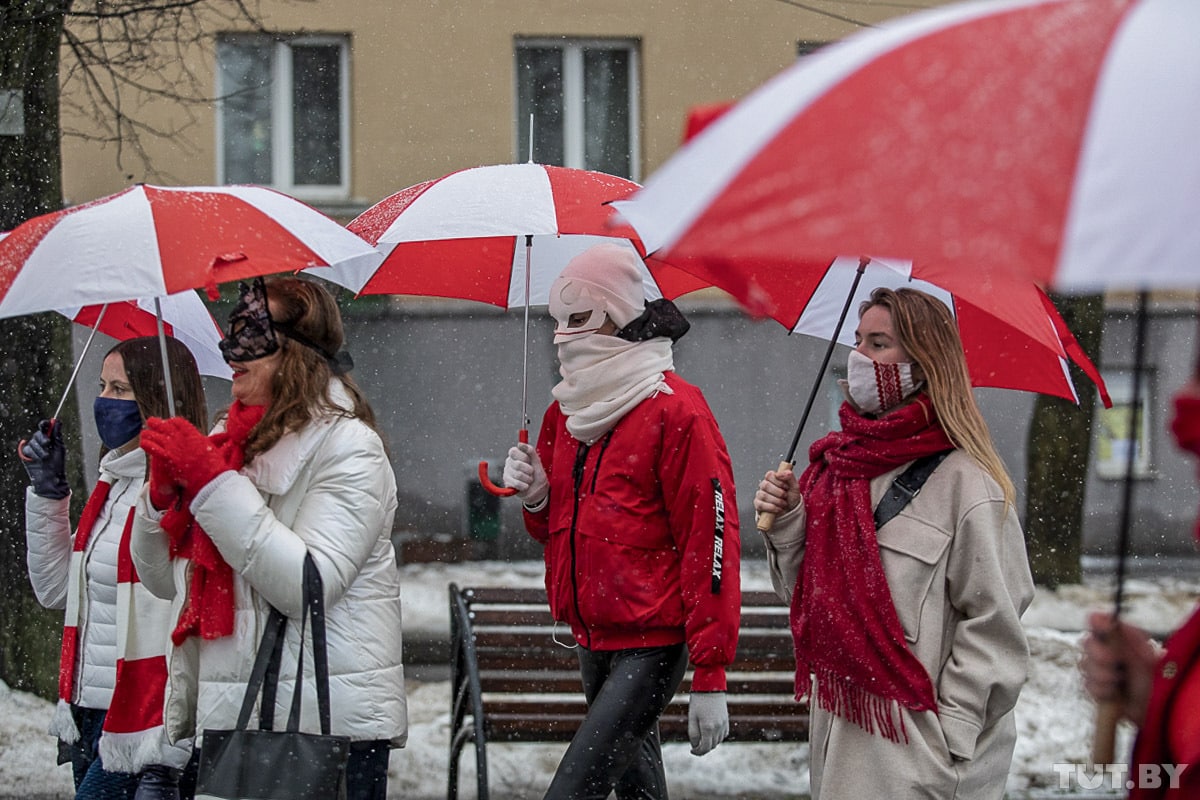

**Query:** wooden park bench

left=447, top=584, right=808, bottom=800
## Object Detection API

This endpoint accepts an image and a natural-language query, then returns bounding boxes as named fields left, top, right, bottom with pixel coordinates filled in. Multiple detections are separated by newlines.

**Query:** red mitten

left=147, top=453, right=179, bottom=511
left=142, top=417, right=227, bottom=505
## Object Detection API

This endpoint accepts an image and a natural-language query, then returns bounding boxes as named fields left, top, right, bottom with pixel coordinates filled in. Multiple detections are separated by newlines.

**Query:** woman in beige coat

left=754, top=288, right=1034, bottom=800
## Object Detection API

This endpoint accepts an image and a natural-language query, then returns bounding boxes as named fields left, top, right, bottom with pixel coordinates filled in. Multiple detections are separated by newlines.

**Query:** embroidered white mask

left=843, top=348, right=923, bottom=415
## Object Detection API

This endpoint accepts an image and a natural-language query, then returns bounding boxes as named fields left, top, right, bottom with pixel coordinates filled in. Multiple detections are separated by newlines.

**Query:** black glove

left=135, top=765, right=182, bottom=800
left=18, top=419, right=68, bottom=499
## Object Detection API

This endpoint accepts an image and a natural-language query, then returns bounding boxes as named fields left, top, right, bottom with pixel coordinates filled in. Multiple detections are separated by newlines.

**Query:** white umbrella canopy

left=55, top=291, right=231, bottom=380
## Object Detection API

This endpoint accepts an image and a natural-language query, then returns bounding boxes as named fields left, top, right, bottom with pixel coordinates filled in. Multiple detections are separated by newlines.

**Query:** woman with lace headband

left=130, top=275, right=406, bottom=800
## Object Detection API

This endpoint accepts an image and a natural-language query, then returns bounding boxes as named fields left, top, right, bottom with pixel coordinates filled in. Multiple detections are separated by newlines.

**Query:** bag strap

left=873, top=450, right=952, bottom=530
left=232, top=553, right=334, bottom=736
left=285, top=554, right=333, bottom=736
left=235, top=604, right=288, bottom=732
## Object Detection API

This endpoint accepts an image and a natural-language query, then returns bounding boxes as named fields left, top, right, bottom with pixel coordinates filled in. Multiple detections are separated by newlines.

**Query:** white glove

left=503, top=442, right=549, bottom=507
left=688, top=691, right=729, bottom=756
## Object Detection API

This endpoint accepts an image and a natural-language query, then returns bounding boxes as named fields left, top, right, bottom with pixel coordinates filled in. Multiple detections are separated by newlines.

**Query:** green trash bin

left=466, top=476, right=501, bottom=542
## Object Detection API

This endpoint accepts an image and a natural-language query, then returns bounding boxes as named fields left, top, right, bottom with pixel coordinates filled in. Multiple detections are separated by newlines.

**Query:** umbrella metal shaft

left=54, top=304, right=110, bottom=422
left=1113, top=291, right=1148, bottom=617
left=155, top=297, right=177, bottom=417
left=521, top=234, right=532, bottom=434
left=783, top=257, right=869, bottom=463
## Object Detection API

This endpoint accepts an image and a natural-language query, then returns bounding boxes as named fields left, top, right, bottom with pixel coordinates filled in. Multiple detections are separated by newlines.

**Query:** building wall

left=59, top=0, right=938, bottom=212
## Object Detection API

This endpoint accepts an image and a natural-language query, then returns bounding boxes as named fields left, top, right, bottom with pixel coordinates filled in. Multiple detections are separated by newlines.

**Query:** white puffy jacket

left=131, top=383, right=407, bottom=747
left=25, top=447, right=145, bottom=712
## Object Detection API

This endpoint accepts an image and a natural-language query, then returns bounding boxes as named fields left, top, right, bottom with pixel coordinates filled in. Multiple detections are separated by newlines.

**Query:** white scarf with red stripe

left=51, top=471, right=187, bottom=771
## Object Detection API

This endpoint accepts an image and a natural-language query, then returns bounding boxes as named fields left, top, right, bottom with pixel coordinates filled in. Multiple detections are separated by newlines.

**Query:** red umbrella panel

left=0, top=184, right=383, bottom=318
left=789, top=257, right=1109, bottom=406
left=615, top=0, right=1199, bottom=295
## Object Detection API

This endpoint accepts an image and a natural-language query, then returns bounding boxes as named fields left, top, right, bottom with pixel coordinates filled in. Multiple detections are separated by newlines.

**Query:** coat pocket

left=876, top=521, right=950, bottom=643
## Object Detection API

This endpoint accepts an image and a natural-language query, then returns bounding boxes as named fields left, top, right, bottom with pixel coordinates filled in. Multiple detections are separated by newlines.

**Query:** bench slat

left=450, top=583, right=810, bottom=800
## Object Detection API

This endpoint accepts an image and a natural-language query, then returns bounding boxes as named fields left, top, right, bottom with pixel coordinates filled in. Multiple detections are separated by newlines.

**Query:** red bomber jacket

left=523, top=371, right=741, bottom=692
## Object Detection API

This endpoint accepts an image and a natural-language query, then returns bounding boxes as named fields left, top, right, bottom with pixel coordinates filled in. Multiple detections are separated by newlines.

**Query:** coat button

left=1162, top=660, right=1178, bottom=680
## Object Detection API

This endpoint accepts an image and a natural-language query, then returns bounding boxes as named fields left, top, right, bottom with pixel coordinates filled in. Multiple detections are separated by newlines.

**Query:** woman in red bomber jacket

left=504, top=243, right=740, bottom=800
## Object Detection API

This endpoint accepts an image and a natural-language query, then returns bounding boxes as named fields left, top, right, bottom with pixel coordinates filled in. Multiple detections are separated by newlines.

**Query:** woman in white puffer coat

left=131, top=276, right=406, bottom=800
left=21, top=336, right=207, bottom=800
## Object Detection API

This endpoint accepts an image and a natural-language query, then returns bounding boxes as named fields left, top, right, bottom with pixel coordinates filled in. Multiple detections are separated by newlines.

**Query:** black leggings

left=543, top=643, right=688, bottom=800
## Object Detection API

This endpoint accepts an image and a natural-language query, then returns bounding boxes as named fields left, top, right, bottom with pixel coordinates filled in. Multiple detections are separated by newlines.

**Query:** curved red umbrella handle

left=478, top=429, right=529, bottom=497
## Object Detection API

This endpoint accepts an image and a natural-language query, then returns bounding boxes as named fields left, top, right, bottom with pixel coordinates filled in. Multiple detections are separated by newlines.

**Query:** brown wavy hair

left=109, top=335, right=208, bottom=434
left=860, top=287, right=1016, bottom=507
left=240, top=275, right=379, bottom=461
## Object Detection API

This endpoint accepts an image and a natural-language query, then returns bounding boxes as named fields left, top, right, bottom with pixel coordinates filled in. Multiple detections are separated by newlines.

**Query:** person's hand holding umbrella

left=502, top=442, right=549, bottom=509
left=17, top=419, right=69, bottom=500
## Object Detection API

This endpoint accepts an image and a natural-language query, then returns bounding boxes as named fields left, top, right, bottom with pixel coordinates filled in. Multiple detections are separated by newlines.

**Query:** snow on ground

left=1, top=561, right=1196, bottom=799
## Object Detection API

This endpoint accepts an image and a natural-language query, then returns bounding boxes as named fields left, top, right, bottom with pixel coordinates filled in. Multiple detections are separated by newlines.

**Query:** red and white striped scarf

left=55, top=479, right=112, bottom=709
left=54, top=477, right=179, bottom=772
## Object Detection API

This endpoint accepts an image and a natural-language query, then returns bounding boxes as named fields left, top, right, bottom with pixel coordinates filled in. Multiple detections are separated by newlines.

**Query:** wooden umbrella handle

left=755, top=460, right=794, bottom=532
left=1091, top=700, right=1121, bottom=766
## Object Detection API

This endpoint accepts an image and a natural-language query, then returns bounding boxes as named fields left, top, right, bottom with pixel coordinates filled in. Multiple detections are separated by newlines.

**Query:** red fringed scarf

left=162, top=401, right=265, bottom=645
left=58, top=479, right=112, bottom=704
left=792, top=395, right=954, bottom=742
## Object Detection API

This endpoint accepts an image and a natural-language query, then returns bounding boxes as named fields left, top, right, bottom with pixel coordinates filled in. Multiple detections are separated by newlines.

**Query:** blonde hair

left=861, top=287, right=1016, bottom=507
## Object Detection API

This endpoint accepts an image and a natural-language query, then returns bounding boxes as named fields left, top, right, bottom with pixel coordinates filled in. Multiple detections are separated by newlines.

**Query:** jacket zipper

left=568, top=441, right=591, bottom=648
left=566, top=431, right=614, bottom=650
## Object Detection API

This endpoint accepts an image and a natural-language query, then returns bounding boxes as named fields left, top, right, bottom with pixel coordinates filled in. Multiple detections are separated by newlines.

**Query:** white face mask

left=843, top=348, right=923, bottom=415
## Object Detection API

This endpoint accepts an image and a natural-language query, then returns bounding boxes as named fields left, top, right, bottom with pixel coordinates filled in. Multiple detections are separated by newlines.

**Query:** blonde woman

left=754, top=287, right=1034, bottom=800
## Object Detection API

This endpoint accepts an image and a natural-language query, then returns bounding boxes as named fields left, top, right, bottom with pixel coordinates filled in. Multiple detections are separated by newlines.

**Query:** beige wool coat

left=761, top=449, right=1035, bottom=800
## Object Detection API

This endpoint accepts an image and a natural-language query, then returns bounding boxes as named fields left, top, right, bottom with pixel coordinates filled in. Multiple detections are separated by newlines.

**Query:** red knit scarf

left=792, top=395, right=954, bottom=742
left=163, top=401, right=265, bottom=645
left=58, top=479, right=112, bottom=703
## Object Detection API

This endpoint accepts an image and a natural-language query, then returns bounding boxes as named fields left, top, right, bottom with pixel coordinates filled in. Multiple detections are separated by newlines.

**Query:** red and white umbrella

left=314, top=162, right=709, bottom=495
left=788, top=256, right=1109, bottom=406
left=55, top=291, right=230, bottom=379
left=615, top=0, right=1199, bottom=294
left=0, top=183, right=383, bottom=318
left=319, top=162, right=706, bottom=304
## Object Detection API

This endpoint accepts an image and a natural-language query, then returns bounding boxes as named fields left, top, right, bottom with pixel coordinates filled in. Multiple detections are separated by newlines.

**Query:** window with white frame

left=1095, top=369, right=1154, bottom=479
left=515, top=38, right=639, bottom=180
left=216, top=34, right=349, bottom=199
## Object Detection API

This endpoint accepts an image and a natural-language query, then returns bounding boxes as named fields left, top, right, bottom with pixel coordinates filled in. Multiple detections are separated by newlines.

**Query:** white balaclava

left=549, top=243, right=646, bottom=343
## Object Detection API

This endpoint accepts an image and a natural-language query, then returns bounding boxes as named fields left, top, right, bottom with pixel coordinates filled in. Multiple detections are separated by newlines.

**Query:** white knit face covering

left=842, top=348, right=923, bottom=415
left=553, top=335, right=674, bottom=444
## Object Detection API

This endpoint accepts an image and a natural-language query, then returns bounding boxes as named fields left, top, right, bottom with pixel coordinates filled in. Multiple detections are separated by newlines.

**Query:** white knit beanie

left=549, top=243, right=646, bottom=343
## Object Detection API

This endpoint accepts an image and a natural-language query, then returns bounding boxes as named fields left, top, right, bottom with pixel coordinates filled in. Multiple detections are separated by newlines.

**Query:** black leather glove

left=18, top=419, right=68, bottom=499
left=135, top=765, right=182, bottom=800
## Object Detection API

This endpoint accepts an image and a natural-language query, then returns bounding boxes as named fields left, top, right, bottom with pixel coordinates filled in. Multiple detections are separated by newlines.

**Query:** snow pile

left=1, top=562, right=1196, bottom=800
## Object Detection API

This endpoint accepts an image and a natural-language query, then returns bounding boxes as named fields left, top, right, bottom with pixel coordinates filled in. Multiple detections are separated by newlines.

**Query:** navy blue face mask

left=94, top=397, right=143, bottom=450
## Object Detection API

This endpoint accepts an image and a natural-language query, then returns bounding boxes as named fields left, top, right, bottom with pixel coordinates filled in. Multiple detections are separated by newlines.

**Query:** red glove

left=141, top=417, right=227, bottom=506
left=147, top=453, right=179, bottom=511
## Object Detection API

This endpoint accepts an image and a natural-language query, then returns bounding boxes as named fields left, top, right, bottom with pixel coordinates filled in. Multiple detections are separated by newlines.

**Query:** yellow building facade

left=60, top=1, right=939, bottom=216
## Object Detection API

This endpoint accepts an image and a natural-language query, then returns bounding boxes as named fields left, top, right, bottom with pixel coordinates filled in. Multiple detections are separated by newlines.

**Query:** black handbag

left=194, top=555, right=350, bottom=800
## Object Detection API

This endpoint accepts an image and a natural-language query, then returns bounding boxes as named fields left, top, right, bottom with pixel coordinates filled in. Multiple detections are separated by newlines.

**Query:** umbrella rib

left=54, top=304, right=110, bottom=421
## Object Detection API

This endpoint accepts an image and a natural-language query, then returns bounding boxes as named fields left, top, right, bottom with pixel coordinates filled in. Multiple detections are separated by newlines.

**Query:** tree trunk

left=0, top=2, right=78, bottom=699
left=1024, top=294, right=1106, bottom=588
